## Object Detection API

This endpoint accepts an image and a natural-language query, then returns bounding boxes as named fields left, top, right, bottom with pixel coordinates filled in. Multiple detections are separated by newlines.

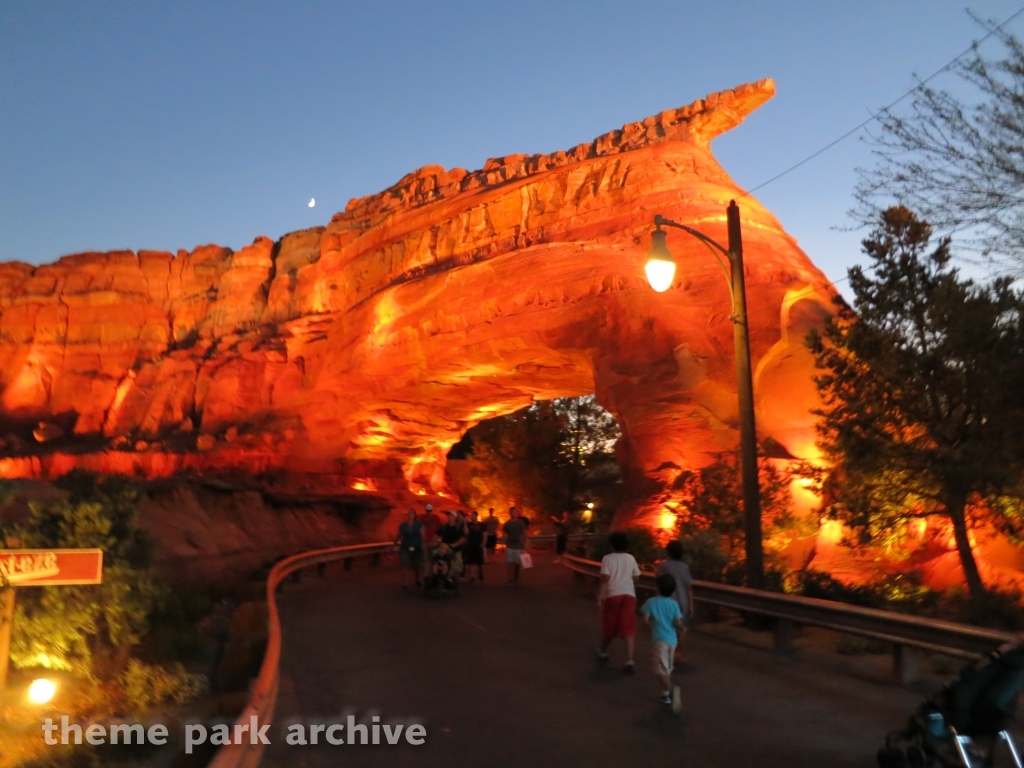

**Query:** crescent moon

left=308, top=198, right=316, bottom=208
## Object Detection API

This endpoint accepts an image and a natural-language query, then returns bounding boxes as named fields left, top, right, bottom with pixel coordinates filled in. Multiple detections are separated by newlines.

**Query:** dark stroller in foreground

left=422, top=544, right=459, bottom=597
left=878, top=640, right=1024, bottom=767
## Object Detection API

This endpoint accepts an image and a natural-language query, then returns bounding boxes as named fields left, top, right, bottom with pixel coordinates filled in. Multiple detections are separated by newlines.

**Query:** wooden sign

left=0, top=549, right=104, bottom=586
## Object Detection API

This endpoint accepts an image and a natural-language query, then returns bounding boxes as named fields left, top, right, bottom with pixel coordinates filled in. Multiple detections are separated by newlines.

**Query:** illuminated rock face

left=0, top=79, right=836, bottom=532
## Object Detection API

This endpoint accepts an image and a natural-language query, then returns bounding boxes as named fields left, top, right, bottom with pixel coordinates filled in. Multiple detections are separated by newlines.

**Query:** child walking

left=641, top=573, right=684, bottom=711
left=595, top=531, right=641, bottom=672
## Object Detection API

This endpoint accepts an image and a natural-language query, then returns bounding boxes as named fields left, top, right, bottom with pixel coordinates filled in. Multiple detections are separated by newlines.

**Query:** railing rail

left=562, top=554, right=1015, bottom=661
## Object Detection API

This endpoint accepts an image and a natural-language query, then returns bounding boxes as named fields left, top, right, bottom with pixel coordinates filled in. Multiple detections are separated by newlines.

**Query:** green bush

left=800, top=569, right=880, bottom=608
left=678, top=529, right=729, bottom=582
left=4, top=490, right=164, bottom=674
left=120, top=659, right=207, bottom=710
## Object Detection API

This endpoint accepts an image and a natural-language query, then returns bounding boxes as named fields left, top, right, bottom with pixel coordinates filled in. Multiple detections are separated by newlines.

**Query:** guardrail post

left=317, top=563, right=326, bottom=577
left=892, top=644, right=924, bottom=684
left=371, top=553, right=381, bottom=567
left=774, top=619, right=795, bottom=654
left=344, top=558, right=353, bottom=571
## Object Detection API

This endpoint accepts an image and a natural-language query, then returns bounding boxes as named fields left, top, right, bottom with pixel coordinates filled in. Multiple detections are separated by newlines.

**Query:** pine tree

left=807, top=207, right=1024, bottom=597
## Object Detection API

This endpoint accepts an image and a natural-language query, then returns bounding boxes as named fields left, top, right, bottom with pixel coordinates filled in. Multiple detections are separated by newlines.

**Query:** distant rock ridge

left=336, top=79, right=775, bottom=231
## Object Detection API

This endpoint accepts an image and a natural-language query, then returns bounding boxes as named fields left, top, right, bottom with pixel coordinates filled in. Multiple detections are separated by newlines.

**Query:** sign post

left=0, top=549, right=104, bottom=701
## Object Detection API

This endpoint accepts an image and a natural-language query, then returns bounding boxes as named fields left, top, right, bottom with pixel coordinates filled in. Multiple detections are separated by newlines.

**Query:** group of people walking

left=395, top=503, right=537, bottom=587
left=596, top=533, right=694, bottom=711
left=397, top=507, right=694, bottom=708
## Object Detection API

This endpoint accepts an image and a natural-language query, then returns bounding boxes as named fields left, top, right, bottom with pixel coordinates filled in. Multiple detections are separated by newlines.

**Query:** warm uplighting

left=28, top=678, right=57, bottom=704
left=644, top=229, right=676, bottom=292
left=586, top=502, right=594, bottom=509
left=818, top=519, right=843, bottom=545
left=657, top=510, right=677, bottom=531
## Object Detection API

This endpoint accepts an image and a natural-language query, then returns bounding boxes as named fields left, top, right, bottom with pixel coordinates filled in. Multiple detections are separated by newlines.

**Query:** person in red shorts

left=595, top=530, right=641, bottom=672
left=420, top=504, right=441, bottom=574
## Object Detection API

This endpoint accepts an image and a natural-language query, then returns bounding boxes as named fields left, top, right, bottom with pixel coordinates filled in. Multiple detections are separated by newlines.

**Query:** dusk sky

left=1, top=1, right=1020, bottom=290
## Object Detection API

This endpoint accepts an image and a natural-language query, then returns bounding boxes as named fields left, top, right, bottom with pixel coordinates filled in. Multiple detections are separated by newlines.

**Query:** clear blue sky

left=1, top=1, right=1019, bottom=288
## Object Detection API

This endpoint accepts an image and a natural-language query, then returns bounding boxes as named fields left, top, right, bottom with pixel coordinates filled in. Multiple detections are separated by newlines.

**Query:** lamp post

left=645, top=200, right=764, bottom=590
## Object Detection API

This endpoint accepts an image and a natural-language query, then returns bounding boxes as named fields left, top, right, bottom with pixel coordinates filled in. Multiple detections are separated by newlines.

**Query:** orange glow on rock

left=818, top=519, right=843, bottom=545
left=13, top=79, right=999, bottom=592
left=657, top=510, right=678, bottom=531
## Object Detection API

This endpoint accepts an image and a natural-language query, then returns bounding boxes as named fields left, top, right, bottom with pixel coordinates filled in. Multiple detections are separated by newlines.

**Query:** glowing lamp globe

left=645, top=228, right=676, bottom=292
left=28, top=678, right=57, bottom=704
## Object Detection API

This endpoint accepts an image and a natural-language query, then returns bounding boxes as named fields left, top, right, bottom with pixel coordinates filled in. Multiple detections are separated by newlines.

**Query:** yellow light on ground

left=28, top=678, right=56, bottom=704
left=644, top=259, right=676, bottom=292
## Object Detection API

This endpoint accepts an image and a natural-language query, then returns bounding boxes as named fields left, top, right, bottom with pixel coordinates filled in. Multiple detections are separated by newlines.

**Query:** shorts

left=506, top=548, right=523, bottom=565
left=652, top=641, right=676, bottom=676
left=485, top=534, right=497, bottom=551
left=601, top=594, right=636, bottom=639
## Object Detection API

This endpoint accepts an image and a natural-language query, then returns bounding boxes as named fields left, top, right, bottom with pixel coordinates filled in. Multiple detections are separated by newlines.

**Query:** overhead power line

left=738, top=6, right=1024, bottom=199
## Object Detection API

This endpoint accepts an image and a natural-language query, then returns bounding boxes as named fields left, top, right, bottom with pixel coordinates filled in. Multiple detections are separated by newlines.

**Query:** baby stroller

left=878, top=640, right=1024, bottom=767
left=422, top=544, right=459, bottom=597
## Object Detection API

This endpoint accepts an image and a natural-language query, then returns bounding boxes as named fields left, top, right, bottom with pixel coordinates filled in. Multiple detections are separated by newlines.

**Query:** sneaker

left=594, top=648, right=609, bottom=663
left=660, top=693, right=673, bottom=705
left=671, top=686, right=682, bottom=714
left=623, top=661, right=635, bottom=674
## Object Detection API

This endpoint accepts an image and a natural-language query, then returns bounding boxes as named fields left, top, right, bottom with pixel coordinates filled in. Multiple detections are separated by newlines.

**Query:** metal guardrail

left=562, top=554, right=1015, bottom=666
left=208, top=541, right=397, bottom=768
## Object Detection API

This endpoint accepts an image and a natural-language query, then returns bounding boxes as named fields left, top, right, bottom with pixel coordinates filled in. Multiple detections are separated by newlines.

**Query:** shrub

left=120, top=659, right=207, bottom=710
left=800, top=570, right=880, bottom=608
left=677, top=529, right=729, bottom=582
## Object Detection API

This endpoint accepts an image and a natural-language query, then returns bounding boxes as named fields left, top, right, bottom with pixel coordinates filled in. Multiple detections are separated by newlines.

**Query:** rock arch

left=0, top=79, right=836, bottom=532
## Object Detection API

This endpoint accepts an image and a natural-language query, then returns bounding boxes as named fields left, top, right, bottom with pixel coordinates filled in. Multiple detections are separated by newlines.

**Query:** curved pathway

left=263, top=554, right=934, bottom=768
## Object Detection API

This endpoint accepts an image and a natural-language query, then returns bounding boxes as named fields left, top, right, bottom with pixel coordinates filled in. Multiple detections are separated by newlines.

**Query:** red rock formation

left=0, top=79, right=837, bottom=533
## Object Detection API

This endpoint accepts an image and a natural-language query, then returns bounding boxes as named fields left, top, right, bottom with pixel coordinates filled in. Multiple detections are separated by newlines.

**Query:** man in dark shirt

left=503, top=506, right=528, bottom=585
left=436, top=511, right=467, bottom=579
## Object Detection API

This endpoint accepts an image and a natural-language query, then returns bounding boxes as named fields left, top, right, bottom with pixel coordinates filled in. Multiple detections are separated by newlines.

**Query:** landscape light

left=28, top=678, right=57, bottom=704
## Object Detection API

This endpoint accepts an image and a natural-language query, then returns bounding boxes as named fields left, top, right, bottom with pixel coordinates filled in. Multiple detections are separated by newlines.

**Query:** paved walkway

left=263, top=554, right=929, bottom=768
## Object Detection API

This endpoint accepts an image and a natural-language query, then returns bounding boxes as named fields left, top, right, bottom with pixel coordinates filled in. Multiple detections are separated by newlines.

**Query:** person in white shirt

left=595, top=531, right=641, bottom=672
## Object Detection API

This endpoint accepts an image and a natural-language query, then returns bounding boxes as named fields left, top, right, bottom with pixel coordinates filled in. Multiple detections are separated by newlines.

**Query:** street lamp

left=644, top=200, right=765, bottom=590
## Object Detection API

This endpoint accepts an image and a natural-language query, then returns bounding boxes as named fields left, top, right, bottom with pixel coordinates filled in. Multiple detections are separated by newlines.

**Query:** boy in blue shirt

left=641, top=573, right=684, bottom=710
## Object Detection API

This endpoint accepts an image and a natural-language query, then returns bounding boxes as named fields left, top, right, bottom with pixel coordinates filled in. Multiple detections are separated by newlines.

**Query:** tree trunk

left=946, top=490, right=986, bottom=598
